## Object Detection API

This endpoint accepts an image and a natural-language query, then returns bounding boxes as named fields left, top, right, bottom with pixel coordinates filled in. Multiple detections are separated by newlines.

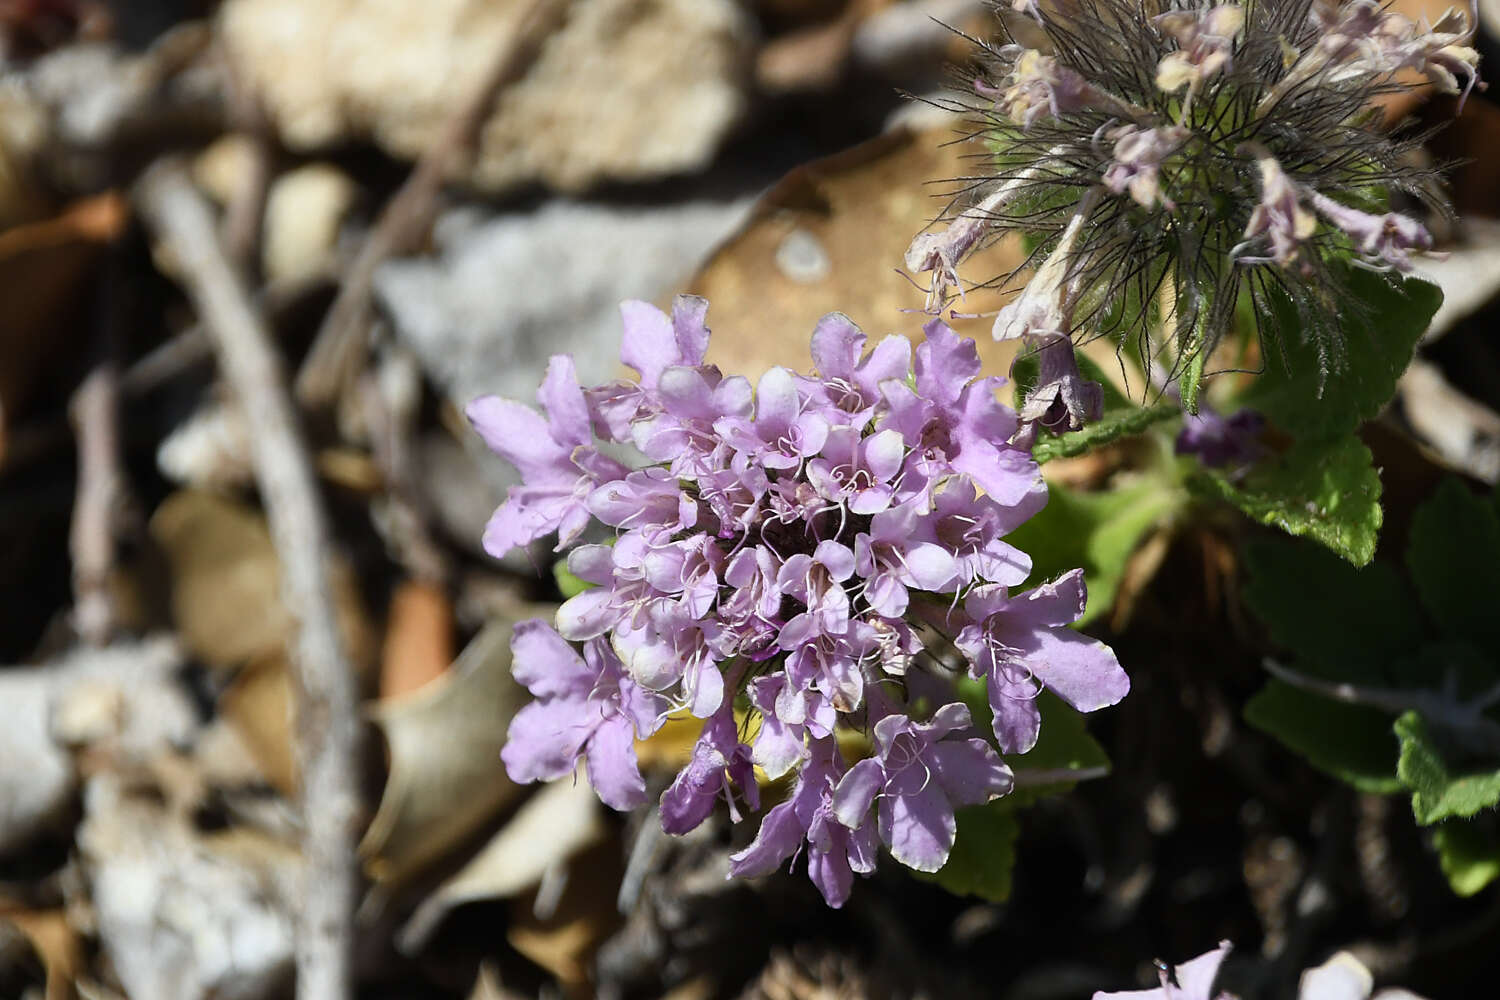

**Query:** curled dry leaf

left=359, top=618, right=532, bottom=886
left=398, top=776, right=606, bottom=952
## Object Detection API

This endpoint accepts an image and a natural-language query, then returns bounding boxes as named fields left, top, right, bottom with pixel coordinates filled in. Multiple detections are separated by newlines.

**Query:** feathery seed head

left=910, top=0, right=1481, bottom=394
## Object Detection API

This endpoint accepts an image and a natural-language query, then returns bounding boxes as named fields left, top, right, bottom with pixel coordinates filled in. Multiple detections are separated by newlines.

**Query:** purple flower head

left=956, top=571, right=1130, bottom=753
left=831, top=703, right=1013, bottom=872
left=473, top=296, right=1127, bottom=907
left=1093, top=940, right=1234, bottom=1000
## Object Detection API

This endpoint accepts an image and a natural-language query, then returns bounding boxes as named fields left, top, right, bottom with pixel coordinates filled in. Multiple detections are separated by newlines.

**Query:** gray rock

left=219, top=0, right=756, bottom=194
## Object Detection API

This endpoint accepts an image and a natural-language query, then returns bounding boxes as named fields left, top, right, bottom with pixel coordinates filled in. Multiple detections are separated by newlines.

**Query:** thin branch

left=294, top=0, right=572, bottom=408
left=134, top=160, right=363, bottom=1000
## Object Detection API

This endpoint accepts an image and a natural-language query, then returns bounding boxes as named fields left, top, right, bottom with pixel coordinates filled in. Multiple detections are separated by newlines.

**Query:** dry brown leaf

left=359, top=619, right=531, bottom=886
left=218, top=654, right=298, bottom=795
left=150, top=490, right=375, bottom=673
left=398, top=776, right=606, bottom=952
left=688, top=125, right=1027, bottom=381
left=0, top=908, right=81, bottom=1000
left=380, top=580, right=455, bottom=700
left=0, top=192, right=127, bottom=463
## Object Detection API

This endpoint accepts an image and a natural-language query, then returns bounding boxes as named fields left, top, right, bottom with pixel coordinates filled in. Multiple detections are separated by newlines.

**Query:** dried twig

left=134, top=160, right=363, bottom=1000
left=219, top=55, right=276, bottom=277
left=294, top=0, right=572, bottom=408
left=68, top=361, right=124, bottom=645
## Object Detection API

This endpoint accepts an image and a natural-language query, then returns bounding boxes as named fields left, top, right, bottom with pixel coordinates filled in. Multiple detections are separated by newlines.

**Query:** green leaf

left=1242, top=537, right=1424, bottom=679
left=1004, top=478, right=1183, bottom=625
left=1191, top=434, right=1382, bottom=565
left=1032, top=403, right=1180, bottom=463
left=1245, top=680, right=1403, bottom=794
left=553, top=558, right=593, bottom=600
left=1406, top=478, right=1500, bottom=650
left=1396, top=711, right=1500, bottom=824
left=1242, top=269, right=1441, bottom=440
left=1432, top=821, right=1500, bottom=896
left=924, top=799, right=1021, bottom=903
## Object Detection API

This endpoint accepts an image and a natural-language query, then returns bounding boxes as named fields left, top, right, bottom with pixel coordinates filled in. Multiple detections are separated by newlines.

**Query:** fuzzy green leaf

left=1396, top=711, right=1500, bottom=824
left=1432, top=821, right=1500, bottom=896
left=925, top=799, right=1022, bottom=903
left=1004, top=478, right=1182, bottom=625
left=1406, top=479, right=1500, bottom=650
left=1032, top=403, right=1181, bottom=463
left=1245, top=680, right=1403, bottom=794
left=1242, top=537, right=1424, bottom=678
left=1243, top=269, right=1441, bottom=440
left=1191, top=434, right=1382, bottom=565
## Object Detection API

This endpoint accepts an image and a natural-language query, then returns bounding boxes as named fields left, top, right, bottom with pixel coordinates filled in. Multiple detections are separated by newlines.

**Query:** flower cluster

left=469, top=297, right=1129, bottom=906
left=908, top=0, right=1479, bottom=395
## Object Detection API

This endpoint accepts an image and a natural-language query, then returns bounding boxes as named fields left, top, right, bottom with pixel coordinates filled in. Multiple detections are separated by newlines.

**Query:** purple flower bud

left=1307, top=190, right=1433, bottom=271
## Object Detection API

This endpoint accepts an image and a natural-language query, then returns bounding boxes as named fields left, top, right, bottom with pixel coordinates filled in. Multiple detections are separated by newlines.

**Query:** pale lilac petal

left=1016, top=626, right=1131, bottom=713
left=753, top=715, right=805, bottom=779
left=537, top=355, right=592, bottom=449
left=670, top=294, right=711, bottom=367
left=481, top=497, right=546, bottom=559
left=989, top=671, right=1043, bottom=754
left=729, top=800, right=807, bottom=877
left=618, top=299, right=676, bottom=389
left=502, top=698, right=591, bottom=783
left=556, top=588, right=619, bottom=641
left=1009, top=569, right=1088, bottom=628
left=831, top=758, right=884, bottom=827
left=846, top=819, right=879, bottom=874
left=878, top=782, right=956, bottom=873
left=510, top=620, right=592, bottom=699
left=814, top=540, right=856, bottom=582
left=807, top=845, right=855, bottom=908
left=756, top=366, right=801, bottom=431
left=863, top=429, right=907, bottom=482
left=861, top=335, right=913, bottom=389
left=915, top=319, right=982, bottom=406
left=930, top=740, right=1014, bottom=806
left=810, top=312, right=865, bottom=378
left=1173, top=941, right=1233, bottom=997
left=585, top=714, right=648, bottom=811
left=904, top=542, right=958, bottom=591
